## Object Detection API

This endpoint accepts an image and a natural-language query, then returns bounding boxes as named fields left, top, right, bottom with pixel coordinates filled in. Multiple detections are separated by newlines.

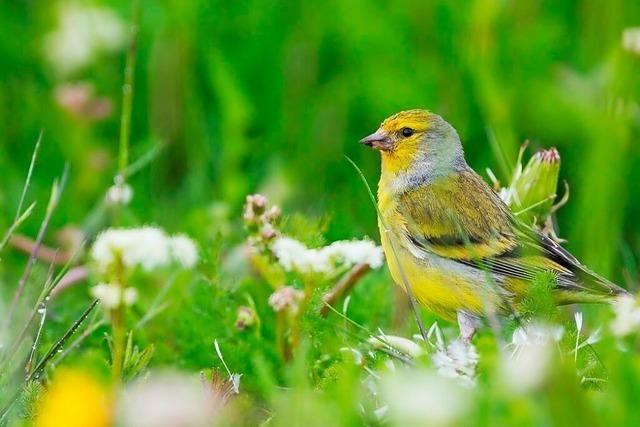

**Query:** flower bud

left=263, top=206, right=281, bottom=224
left=261, top=224, right=277, bottom=242
left=368, top=335, right=424, bottom=358
left=246, top=194, right=267, bottom=216
left=268, top=286, right=305, bottom=314
left=235, top=306, right=257, bottom=330
left=511, top=148, right=560, bottom=223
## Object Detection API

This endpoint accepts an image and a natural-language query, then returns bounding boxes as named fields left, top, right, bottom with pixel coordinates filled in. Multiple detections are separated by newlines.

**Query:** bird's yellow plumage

left=361, top=109, right=627, bottom=339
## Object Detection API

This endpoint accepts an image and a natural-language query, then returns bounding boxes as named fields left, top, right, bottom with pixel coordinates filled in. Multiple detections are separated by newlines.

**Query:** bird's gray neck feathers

left=385, top=122, right=467, bottom=194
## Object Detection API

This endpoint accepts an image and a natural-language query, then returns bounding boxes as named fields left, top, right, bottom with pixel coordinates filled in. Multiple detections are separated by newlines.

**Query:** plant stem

left=111, top=305, right=125, bottom=384
left=111, top=257, right=127, bottom=384
left=117, top=1, right=140, bottom=180
left=320, top=263, right=370, bottom=317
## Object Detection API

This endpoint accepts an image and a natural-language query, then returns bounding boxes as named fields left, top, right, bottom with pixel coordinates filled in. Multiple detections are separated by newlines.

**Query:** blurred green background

left=1, top=0, right=639, bottom=286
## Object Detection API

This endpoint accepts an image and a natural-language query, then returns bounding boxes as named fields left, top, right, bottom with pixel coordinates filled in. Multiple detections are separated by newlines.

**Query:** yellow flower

left=35, top=369, right=112, bottom=427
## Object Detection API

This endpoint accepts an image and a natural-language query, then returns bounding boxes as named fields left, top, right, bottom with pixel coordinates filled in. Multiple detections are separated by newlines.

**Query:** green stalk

left=117, top=2, right=140, bottom=180
left=110, top=256, right=127, bottom=384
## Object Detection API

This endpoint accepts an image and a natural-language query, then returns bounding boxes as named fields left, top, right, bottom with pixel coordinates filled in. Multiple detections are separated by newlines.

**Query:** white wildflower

left=368, top=334, right=424, bottom=358
left=432, top=339, right=478, bottom=387
left=574, top=312, right=583, bottom=335
left=90, top=283, right=122, bottom=309
left=43, top=4, right=126, bottom=76
left=511, top=322, right=564, bottom=348
left=270, top=236, right=383, bottom=275
left=105, top=183, right=133, bottom=205
left=269, top=237, right=324, bottom=273
left=381, top=369, right=472, bottom=426
left=168, top=234, right=199, bottom=268
left=574, top=312, right=583, bottom=361
left=91, top=227, right=199, bottom=272
left=501, top=341, right=552, bottom=393
left=322, top=239, right=385, bottom=269
left=611, top=295, right=640, bottom=337
left=501, top=321, right=563, bottom=393
left=123, top=287, right=139, bottom=306
left=268, top=286, right=305, bottom=313
left=90, top=283, right=137, bottom=309
left=622, top=27, right=640, bottom=55
left=91, top=227, right=171, bottom=272
left=117, top=372, right=219, bottom=427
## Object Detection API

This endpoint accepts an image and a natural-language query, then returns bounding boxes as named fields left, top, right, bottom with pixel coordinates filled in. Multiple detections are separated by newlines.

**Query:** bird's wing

left=399, top=169, right=626, bottom=298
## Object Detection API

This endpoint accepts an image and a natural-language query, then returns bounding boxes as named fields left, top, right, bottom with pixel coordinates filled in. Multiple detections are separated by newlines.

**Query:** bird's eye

left=401, top=127, right=414, bottom=137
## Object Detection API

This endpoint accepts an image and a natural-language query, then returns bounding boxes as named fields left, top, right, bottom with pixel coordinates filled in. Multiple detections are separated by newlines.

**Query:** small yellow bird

left=361, top=109, right=627, bottom=340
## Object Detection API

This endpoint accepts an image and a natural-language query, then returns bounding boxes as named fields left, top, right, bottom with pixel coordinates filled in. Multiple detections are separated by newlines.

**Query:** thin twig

left=320, top=263, right=370, bottom=317
left=9, top=234, right=73, bottom=265
left=49, top=266, right=90, bottom=298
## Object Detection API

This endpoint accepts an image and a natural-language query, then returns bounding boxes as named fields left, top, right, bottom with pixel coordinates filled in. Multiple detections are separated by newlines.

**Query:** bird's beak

left=359, top=129, right=393, bottom=151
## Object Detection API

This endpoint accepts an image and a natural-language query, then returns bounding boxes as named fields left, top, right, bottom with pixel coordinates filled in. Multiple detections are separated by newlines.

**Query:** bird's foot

left=457, top=311, right=481, bottom=344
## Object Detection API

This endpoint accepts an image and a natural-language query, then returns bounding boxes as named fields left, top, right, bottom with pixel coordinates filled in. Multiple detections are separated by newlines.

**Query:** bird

left=360, top=109, right=628, bottom=341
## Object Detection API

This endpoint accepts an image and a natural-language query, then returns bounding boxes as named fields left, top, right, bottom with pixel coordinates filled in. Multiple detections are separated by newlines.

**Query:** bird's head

left=360, top=109, right=465, bottom=176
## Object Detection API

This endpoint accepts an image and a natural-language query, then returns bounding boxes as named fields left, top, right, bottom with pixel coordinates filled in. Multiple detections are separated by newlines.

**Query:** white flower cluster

left=381, top=370, right=472, bottom=426
left=432, top=339, right=479, bottom=388
left=511, top=322, right=564, bottom=348
left=501, top=321, right=564, bottom=393
left=270, top=236, right=384, bottom=275
left=117, top=372, right=220, bottom=427
left=91, top=227, right=198, bottom=272
left=106, top=183, right=133, bottom=206
left=611, top=295, right=640, bottom=337
left=623, top=27, right=640, bottom=55
left=91, top=282, right=138, bottom=309
left=44, top=4, right=126, bottom=76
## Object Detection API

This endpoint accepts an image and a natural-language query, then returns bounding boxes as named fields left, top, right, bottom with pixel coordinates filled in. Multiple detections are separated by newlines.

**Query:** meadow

left=1, top=1, right=640, bottom=426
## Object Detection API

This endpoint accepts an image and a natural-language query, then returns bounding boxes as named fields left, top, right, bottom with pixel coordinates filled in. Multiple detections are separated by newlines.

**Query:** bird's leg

left=457, top=311, right=481, bottom=344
